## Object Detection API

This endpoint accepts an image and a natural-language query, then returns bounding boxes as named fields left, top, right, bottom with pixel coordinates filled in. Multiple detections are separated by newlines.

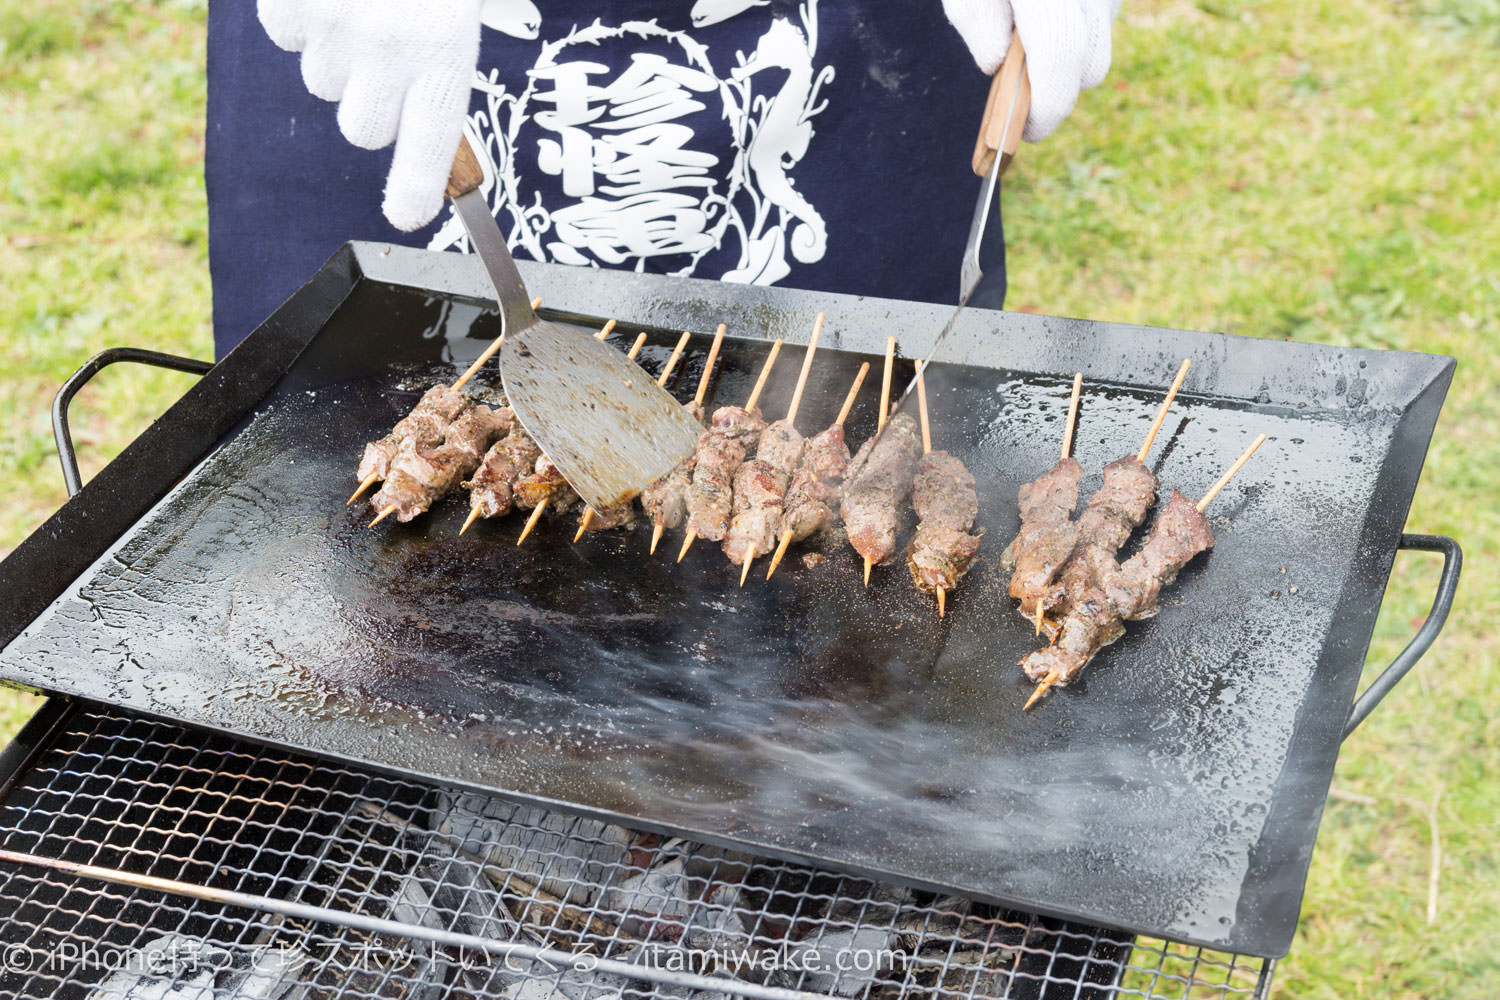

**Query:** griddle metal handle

left=1343, top=534, right=1462, bottom=740
left=52, top=347, right=213, bottom=498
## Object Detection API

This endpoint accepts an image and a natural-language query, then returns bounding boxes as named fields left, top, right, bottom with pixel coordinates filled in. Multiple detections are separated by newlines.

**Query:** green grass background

left=1, top=1, right=1495, bottom=996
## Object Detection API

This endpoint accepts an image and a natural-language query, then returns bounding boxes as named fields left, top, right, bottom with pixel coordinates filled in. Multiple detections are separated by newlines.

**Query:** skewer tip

left=677, top=530, right=697, bottom=564
left=1023, top=670, right=1059, bottom=711
left=937, top=588, right=946, bottom=619
left=766, top=529, right=794, bottom=581
left=573, top=508, right=596, bottom=543
left=649, top=522, right=665, bottom=555
left=517, top=501, right=547, bottom=546
left=739, top=550, right=756, bottom=588
left=348, top=474, right=379, bottom=506
left=863, top=556, right=873, bottom=587
left=460, top=504, right=482, bottom=536
left=369, top=505, right=398, bottom=528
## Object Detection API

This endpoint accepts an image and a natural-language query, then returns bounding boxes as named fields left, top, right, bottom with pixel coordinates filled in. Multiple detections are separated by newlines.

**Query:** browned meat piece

left=780, top=425, right=851, bottom=542
left=1020, top=567, right=1126, bottom=685
left=642, top=456, right=694, bottom=531
left=756, top=420, right=806, bottom=473
left=1043, top=455, right=1158, bottom=628
left=685, top=406, right=765, bottom=542
left=1003, top=458, right=1084, bottom=611
left=514, top=455, right=580, bottom=512
left=1021, top=490, right=1215, bottom=687
left=722, top=419, right=803, bottom=565
left=840, top=413, right=922, bottom=565
left=356, top=384, right=470, bottom=482
left=906, top=451, right=982, bottom=594
left=370, top=404, right=509, bottom=522
left=463, top=426, right=540, bottom=518
left=1101, top=490, right=1215, bottom=620
left=723, top=460, right=786, bottom=565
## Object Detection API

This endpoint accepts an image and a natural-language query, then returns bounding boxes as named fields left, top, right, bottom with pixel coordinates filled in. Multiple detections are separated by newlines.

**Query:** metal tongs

left=443, top=136, right=702, bottom=512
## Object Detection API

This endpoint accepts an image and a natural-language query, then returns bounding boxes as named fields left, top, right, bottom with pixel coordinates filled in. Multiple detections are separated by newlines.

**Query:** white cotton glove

left=942, top=0, right=1122, bottom=142
left=258, top=0, right=483, bottom=232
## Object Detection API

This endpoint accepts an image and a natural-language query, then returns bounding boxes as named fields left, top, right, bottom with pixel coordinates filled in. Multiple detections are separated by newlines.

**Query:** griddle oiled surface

left=0, top=248, right=1453, bottom=959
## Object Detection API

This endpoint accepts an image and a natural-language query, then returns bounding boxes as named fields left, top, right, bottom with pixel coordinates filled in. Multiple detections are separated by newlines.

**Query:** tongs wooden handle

left=971, top=35, right=1031, bottom=178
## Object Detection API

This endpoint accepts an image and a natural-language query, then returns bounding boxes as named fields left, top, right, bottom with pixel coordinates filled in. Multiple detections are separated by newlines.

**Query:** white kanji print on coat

left=428, top=1, right=834, bottom=287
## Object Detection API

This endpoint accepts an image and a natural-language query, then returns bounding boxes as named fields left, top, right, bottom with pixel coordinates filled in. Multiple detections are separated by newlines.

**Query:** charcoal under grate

left=0, top=704, right=1271, bottom=999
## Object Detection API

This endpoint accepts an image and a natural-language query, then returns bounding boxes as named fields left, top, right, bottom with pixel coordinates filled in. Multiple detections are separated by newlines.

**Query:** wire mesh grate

left=0, top=705, right=1271, bottom=999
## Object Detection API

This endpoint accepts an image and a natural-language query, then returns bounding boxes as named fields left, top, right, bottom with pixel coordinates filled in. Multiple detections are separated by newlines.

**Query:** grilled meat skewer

left=642, top=325, right=726, bottom=554
left=841, top=412, right=923, bottom=580
left=461, top=427, right=542, bottom=531
left=353, top=384, right=469, bottom=501
left=1001, top=458, right=1084, bottom=614
left=1021, top=490, right=1214, bottom=688
left=906, top=450, right=983, bottom=603
left=1040, top=454, right=1158, bottom=636
left=723, top=419, right=804, bottom=568
left=679, top=339, right=783, bottom=561
left=369, top=403, right=511, bottom=524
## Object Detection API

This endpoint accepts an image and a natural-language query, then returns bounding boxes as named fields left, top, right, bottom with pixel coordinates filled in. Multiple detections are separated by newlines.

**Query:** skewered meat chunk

left=841, top=413, right=922, bottom=566
left=1002, top=458, right=1084, bottom=611
left=464, top=427, right=541, bottom=519
left=514, top=455, right=580, bottom=512
left=723, top=419, right=804, bottom=565
left=906, top=451, right=982, bottom=594
left=1100, top=489, right=1215, bottom=620
left=1021, top=490, right=1214, bottom=686
left=685, top=406, right=766, bottom=543
left=641, top=456, right=694, bottom=531
left=723, top=460, right=786, bottom=564
left=356, top=384, right=469, bottom=482
left=369, top=404, right=510, bottom=522
left=781, top=424, right=852, bottom=542
left=1043, top=455, right=1158, bottom=629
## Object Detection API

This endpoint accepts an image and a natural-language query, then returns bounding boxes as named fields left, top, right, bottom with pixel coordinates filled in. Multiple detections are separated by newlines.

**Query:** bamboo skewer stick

left=783, top=313, right=823, bottom=427
left=865, top=339, right=898, bottom=585
left=1062, top=372, right=1083, bottom=462
left=911, top=362, right=951, bottom=617
left=678, top=339, right=783, bottom=563
left=1137, top=358, right=1191, bottom=463
left=1031, top=372, right=1086, bottom=635
left=766, top=361, right=870, bottom=581
left=878, top=336, right=896, bottom=433
left=575, top=332, right=688, bottom=542
left=452, top=297, right=546, bottom=392
left=460, top=504, right=483, bottom=536
left=370, top=505, right=397, bottom=527
left=695, top=324, right=727, bottom=409
left=1197, top=433, right=1267, bottom=512
left=593, top=319, right=618, bottom=341
left=741, top=318, right=821, bottom=584
left=1024, top=428, right=1267, bottom=712
left=650, top=325, right=728, bottom=556
left=352, top=298, right=550, bottom=506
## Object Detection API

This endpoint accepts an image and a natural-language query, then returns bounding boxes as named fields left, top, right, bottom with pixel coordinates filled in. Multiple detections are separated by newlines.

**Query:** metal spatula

left=444, top=136, right=702, bottom=511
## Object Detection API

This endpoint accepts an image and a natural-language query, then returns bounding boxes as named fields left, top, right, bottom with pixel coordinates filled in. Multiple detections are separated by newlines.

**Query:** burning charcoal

left=435, top=794, right=632, bottom=906
left=502, top=970, right=630, bottom=1000
left=602, top=839, right=696, bottom=940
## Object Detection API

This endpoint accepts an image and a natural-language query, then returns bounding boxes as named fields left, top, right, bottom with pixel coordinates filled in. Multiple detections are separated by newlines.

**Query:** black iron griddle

left=0, top=244, right=1458, bottom=958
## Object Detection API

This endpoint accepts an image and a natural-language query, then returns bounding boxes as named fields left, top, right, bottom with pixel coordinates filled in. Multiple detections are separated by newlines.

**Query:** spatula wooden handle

left=446, top=133, right=486, bottom=199
left=971, top=35, right=1031, bottom=178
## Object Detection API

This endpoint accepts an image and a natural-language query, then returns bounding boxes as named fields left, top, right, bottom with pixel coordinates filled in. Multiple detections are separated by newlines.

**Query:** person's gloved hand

left=258, top=0, right=483, bottom=232
left=942, top=0, right=1122, bottom=142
